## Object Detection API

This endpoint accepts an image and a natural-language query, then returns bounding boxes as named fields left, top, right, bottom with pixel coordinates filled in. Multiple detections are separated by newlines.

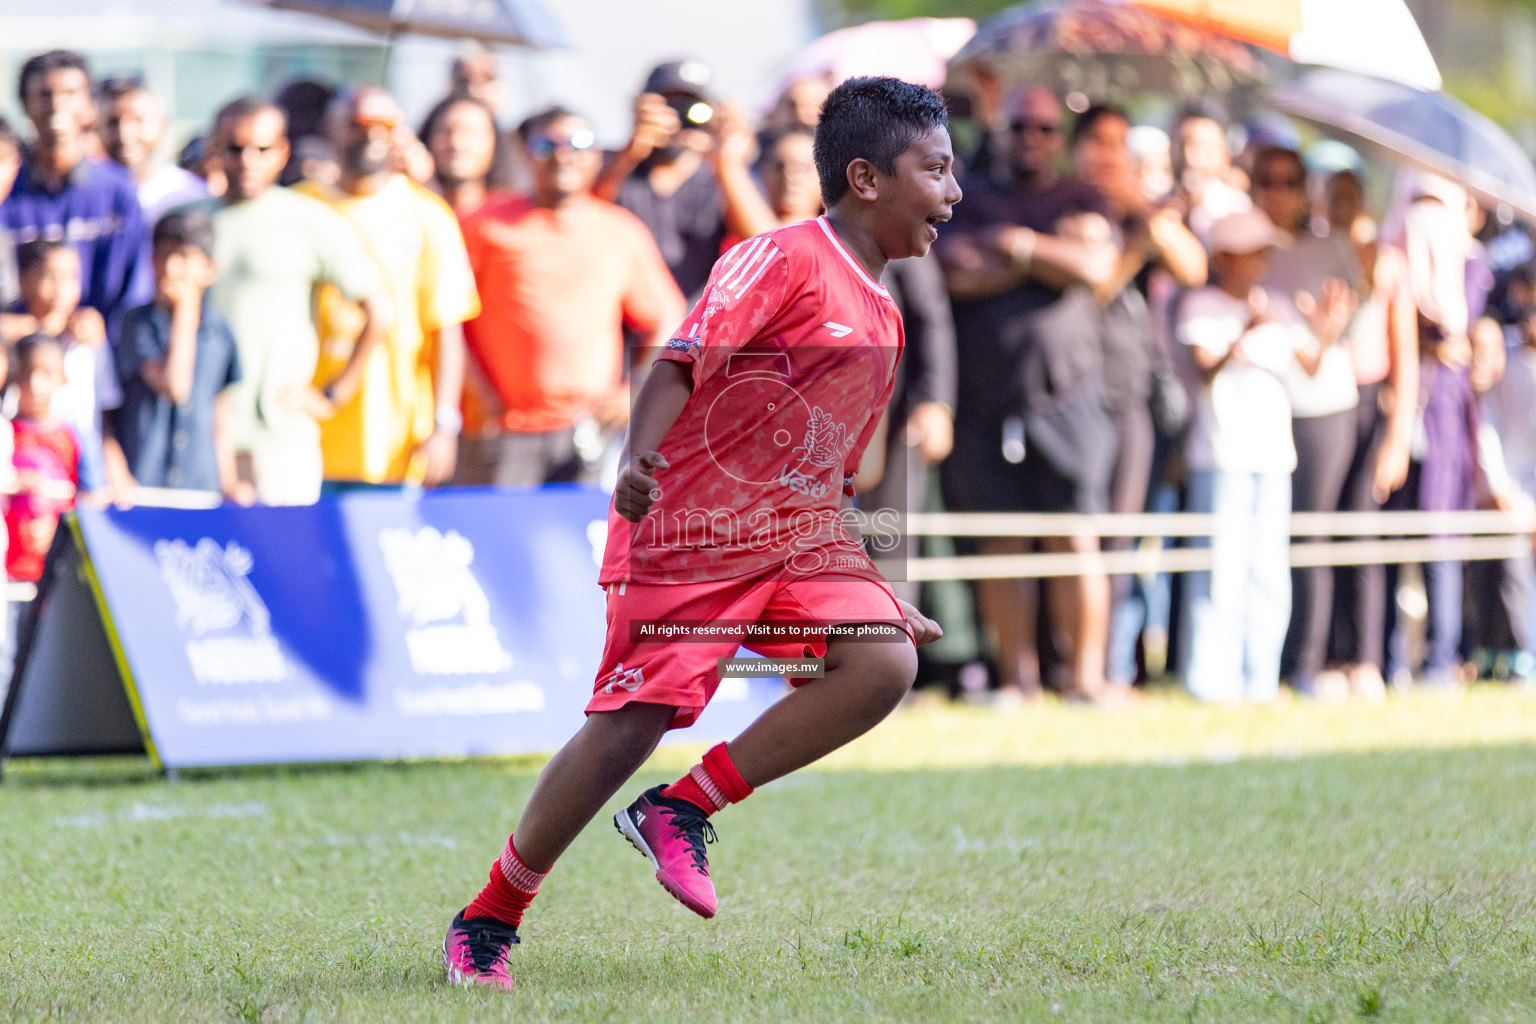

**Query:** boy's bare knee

left=848, top=641, right=918, bottom=712
left=591, top=703, right=674, bottom=774
left=884, top=642, right=919, bottom=701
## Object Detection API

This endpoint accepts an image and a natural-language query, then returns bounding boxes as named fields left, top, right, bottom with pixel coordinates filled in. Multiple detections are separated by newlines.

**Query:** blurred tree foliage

left=812, top=0, right=1012, bottom=25
left=1445, top=71, right=1536, bottom=134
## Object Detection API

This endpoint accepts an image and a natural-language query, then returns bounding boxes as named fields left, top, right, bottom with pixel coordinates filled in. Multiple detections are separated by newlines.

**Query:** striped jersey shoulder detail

left=710, top=234, right=786, bottom=302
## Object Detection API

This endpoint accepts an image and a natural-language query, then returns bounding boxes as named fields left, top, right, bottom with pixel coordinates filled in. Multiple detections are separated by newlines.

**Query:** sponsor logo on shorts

left=603, top=662, right=646, bottom=694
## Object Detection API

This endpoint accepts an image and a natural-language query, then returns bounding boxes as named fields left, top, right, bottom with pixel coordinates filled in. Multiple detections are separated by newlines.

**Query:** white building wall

left=0, top=0, right=815, bottom=148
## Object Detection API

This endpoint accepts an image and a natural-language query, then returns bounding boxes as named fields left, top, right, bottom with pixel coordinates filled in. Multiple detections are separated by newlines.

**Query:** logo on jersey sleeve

left=823, top=321, right=853, bottom=338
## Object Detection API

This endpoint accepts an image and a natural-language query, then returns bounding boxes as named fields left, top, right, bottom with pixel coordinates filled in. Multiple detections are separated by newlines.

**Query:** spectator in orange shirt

left=455, top=106, right=685, bottom=487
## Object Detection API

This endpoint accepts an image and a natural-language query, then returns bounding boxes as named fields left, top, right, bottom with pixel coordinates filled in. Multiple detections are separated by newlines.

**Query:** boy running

left=443, top=76, right=961, bottom=991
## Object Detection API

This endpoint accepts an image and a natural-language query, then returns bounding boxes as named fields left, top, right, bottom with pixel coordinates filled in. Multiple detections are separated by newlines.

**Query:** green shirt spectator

left=206, top=187, right=377, bottom=451
left=196, top=97, right=386, bottom=505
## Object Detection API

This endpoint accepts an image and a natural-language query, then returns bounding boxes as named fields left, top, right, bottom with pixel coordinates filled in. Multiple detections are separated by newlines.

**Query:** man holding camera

left=595, top=60, right=776, bottom=302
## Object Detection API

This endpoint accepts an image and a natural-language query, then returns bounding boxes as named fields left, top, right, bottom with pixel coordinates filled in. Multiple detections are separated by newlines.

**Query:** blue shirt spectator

left=2, top=158, right=152, bottom=343
left=115, top=299, right=240, bottom=492
left=0, top=51, right=152, bottom=345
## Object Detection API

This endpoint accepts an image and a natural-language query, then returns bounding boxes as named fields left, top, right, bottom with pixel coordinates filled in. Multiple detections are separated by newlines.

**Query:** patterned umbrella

left=948, top=0, right=1264, bottom=102
left=242, top=0, right=567, bottom=47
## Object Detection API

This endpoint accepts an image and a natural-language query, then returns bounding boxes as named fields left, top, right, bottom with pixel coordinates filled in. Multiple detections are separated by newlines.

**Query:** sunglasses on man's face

left=1257, top=175, right=1304, bottom=191
left=528, top=128, right=596, bottom=160
left=1010, top=120, right=1061, bottom=136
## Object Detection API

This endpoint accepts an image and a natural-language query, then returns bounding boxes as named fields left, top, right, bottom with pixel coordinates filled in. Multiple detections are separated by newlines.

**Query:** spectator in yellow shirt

left=297, top=87, right=480, bottom=489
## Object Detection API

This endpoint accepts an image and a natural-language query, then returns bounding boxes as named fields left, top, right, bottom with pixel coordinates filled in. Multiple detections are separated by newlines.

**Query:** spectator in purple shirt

left=0, top=51, right=152, bottom=347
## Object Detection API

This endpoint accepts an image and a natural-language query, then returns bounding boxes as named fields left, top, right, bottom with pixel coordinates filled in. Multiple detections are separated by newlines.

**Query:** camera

left=667, top=95, right=714, bottom=129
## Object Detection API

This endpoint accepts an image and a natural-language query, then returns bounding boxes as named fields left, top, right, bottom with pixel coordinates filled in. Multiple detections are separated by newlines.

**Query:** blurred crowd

left=1, top=45, right=1535, bottom=705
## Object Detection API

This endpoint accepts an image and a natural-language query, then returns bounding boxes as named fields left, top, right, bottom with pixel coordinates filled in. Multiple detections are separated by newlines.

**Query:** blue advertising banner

left=4, top=487, right=785, bottom=770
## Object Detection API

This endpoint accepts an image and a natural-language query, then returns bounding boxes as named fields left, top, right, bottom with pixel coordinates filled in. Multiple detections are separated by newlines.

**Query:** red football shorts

left=587, top=575, right=911, bottom=729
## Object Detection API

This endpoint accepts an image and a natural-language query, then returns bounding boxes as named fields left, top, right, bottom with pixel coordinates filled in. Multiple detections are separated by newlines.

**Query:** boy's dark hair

left=814, top=77, right=948, bottom=207
left=15, top=238, right=72, bottom=279
left=13, top=332, right=64, bottom=376
left=1254, top=144, right=1304, bottom=176
left=516, top=105, right=577, bottom=144
left=153, top=206, right=216, bottom=258
left=98, top=74, right=147, bottom=104
left=1173, top=97, right=1228, bottom=131
left=422, top=94, right=496, bottom=146
left=1072, top=104, right=1129, bottom=147
left=0, top=116, right=18, bottom=155
left=214, top=96, right=286, bottom=138
left=18, top=50, right=91, bottom=104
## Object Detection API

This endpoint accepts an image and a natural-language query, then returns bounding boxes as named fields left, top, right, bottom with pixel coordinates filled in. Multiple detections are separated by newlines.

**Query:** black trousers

left=1105, top=402, right=1155, bottom=603
left=1466, top=554, right=1534, bottom=654
left=1282, top=404, right=1358, bottom=679
left=1329, top=383, right=1389, bottom=670
left=454, top=429, right=584, bottom=487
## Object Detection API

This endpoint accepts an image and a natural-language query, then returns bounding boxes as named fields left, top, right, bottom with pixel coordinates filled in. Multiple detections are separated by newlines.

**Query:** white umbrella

left=1268, top=69, right=1536, bottom=221
left=773, top=16, right=977, bottom=93
left=1128, top=0, right=1441, bottom=91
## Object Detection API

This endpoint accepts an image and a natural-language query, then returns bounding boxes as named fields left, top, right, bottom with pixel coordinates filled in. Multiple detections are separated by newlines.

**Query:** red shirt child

left=6, top=335, right=80, bottom=582
left=444, top=78, right=960, bottom=994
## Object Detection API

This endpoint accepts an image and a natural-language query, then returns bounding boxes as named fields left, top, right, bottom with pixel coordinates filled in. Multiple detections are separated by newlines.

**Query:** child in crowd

left=1176, top=210, right=1337, bottom=702
left=11, top=239, right=117, bottom=495
left=0, top=342, right=13, bottom=687
left=115, top=208, right=248, bottom=500
left=6, top=334, right=79, bottom=585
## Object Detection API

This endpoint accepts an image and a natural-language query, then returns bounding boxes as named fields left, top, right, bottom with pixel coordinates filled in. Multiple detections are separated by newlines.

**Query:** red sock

left=463, top=836, right=546, bottom=927
left=661, top=772, right=717, bottom=813
left=661, top=742, right=755, bottom=815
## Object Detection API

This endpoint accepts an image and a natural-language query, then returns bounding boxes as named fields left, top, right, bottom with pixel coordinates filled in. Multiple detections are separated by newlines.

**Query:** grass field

left=6, top=687, right=1536, bottom=1022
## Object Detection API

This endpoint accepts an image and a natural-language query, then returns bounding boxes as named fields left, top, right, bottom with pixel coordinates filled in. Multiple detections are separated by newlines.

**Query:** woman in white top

left=1251, top=145, right=1361, bottom=698
left=1177, top=210, right=1338, bottom=703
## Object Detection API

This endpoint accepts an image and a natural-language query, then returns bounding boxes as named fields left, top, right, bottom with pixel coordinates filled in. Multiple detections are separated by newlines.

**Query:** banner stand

left=0, top=489, right=784, bottom=778
left=0, top=518, right=156, bottom=778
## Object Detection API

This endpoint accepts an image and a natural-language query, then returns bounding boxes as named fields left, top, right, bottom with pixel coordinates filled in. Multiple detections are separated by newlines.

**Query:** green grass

left=6, top=687, right=1536, bottom=1022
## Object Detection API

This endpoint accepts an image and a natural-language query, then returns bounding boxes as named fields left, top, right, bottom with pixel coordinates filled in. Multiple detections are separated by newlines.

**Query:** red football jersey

left=6, top=418, right=80, bottom=583
left=600, top=217, right=904, bottom=584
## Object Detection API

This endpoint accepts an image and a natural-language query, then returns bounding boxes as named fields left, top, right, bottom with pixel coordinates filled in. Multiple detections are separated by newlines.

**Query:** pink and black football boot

left=443, top=911, right=519, bottom=992
left=614, top=785, right=719, bottom=918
